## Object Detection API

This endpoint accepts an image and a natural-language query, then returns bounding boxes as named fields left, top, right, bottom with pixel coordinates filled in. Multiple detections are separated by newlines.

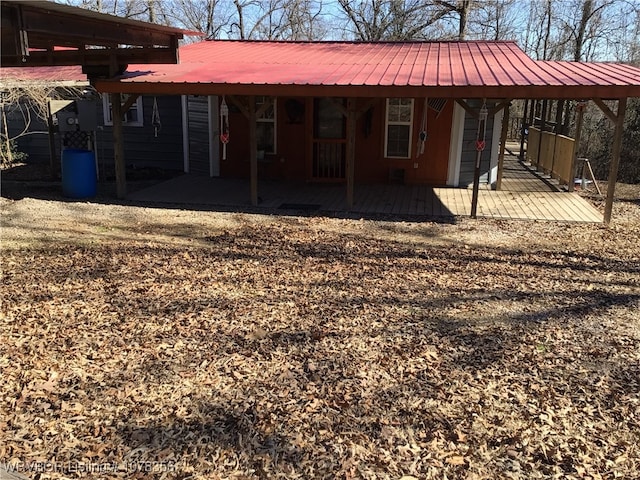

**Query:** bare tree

left=1, top=82, right=85, bottom=168
left=336, top=0, right=465, bottom=41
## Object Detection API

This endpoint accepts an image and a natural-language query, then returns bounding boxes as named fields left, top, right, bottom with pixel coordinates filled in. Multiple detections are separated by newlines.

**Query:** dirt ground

left=1, top=183, right=639, bottom=479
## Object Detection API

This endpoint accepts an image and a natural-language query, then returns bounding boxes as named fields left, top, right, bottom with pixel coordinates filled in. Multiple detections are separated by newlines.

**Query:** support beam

left=568, top=101, right=586, bottom=192
left=248, top=96, right=258, bottom=207
left=110, top=92, right=126, bottom=199
left=346, top=98, right=357, bottom=209
left=519, top=99, right=529, bottom=161
left=602, top=98, right=627, bottom=224
left=495, top=103, right=510, bottom=190
left=470, top=99, right=488, bottom=219
left=46, top=102, right=57, bottom=180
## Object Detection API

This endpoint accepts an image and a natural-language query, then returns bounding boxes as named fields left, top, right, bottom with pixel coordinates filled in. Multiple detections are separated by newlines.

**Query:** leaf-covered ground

left=1, top=192, right=639, bottom=479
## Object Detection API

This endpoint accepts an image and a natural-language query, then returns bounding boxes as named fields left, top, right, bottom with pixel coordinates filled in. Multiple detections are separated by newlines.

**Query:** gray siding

left=5, top=95, right=184, bottom=173
left=458, top=99, right=496, bottom=187
left=5, top=105, right=51, bottom=163
left=186, top=95, right=210, bottom=176
left=97, top=95, right=183, bottom=171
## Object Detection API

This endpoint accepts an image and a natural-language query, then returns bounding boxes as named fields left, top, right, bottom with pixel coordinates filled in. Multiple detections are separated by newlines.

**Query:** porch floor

left=128, top=155, right=603, bottom=223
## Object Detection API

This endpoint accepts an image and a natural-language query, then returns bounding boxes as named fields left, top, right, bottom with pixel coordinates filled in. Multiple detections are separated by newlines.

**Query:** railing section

left=526, top=127, right=575, bottom=186
left=312, top=140, right=346, bottom=180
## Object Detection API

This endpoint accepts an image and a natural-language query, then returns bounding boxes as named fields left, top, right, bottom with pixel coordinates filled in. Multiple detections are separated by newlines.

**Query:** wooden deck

left=128, top=155, right=603, bottom=223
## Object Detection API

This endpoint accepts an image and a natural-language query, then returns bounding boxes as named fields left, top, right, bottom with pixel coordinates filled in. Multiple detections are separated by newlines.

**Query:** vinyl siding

left=458, top=99, right=496, bottom=187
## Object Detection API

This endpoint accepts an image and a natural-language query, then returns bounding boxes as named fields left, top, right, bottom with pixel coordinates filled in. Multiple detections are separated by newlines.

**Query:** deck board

left=128, top=154, right=603, bottom=223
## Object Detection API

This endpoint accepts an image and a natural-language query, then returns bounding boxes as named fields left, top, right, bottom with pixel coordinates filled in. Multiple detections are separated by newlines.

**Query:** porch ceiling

left=92, top=40, right=640, bottom=100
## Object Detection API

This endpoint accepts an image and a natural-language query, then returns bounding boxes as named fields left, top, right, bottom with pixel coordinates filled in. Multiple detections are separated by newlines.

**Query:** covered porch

left=128, top=153, right=602, bottom=223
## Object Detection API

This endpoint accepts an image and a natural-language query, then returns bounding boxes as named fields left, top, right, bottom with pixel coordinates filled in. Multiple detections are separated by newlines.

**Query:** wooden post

left=519, top=99, right=528, bottom=162
left=496, top=103, right=510, bottom=190
left=604, top=97, right=627, bottom=224
left=46, top=101, right=58, bottom=180
left=568, top=101, right=586, bottom=192
left=346, top=98, right=356, bottom=209
left=110, top=92, right=126, bottom=199
left=470, top=100, right=488, bottom=219
left=248, top=96, right=258, bottom=206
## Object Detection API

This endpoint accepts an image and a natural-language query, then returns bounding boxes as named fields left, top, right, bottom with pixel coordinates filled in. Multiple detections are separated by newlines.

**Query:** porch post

left=495, top=103, right=510, bottom=190
left=568, top=100, right=586, bottom=193
left=346, top=98, right=356, bottom=209
left=519, top=100, right=528, bottom=162
left=248, top=96, right=258, bottom=206
left=110, top=92, right=126, bottom=199
left=604, top=97, right=627, bottom=224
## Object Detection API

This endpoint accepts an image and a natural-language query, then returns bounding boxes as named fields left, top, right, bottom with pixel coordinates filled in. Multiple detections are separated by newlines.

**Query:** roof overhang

left=91, top=40, right=640, bottom=100
left=1, top=0, right=201, bottom=76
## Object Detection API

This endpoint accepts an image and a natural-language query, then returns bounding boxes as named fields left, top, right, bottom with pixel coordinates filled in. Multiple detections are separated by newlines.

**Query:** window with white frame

left=102, top=94, right=144, bottom=127
left=385, top=98, right=414, bottom=158
left=256, top=96, right=276, bottom=154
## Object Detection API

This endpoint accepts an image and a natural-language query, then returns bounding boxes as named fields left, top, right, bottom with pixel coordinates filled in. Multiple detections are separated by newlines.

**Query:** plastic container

left=61, top=149, right=97, bottom=198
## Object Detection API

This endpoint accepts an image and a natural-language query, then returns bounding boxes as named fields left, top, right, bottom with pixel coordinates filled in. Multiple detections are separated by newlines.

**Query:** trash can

left=61, top=149, right=97, bottom=198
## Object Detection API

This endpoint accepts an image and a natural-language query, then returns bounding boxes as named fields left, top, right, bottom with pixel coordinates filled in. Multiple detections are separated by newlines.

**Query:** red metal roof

left=131, top=40, right=542, bottom=87
left=5, top=40, right=640, bottom=99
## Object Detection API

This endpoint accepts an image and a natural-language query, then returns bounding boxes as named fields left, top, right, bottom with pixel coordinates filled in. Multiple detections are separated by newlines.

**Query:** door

left=310, top=98, right=346, bottom=181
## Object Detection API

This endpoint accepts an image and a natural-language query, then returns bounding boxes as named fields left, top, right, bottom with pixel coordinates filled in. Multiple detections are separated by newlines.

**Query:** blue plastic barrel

left=62, top=149, right=97, bottom=198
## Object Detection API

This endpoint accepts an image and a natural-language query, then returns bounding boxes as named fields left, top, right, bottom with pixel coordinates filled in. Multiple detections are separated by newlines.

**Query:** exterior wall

left=4, top=95, right=184, bottom=173
left=213, top=96, right=453, bottom=185
left=5, top=105, right=50, bottom=163
left=98, top=95, right=183, bottom=171
left=457, top=99, right=498, bottom=187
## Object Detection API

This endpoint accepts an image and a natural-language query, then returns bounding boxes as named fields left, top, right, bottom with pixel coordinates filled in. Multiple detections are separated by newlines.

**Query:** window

left=256, top=96, right=276, bottom=154
left=385, top=98, right=414, bottom=158
left=102, top=94, right=144, bottom=127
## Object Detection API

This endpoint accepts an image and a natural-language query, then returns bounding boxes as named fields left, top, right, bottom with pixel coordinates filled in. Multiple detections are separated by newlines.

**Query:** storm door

left=311, top=98, right=346, bottom=181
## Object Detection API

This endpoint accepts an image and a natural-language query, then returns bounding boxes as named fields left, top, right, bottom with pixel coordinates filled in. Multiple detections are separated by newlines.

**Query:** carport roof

left=93, top=40, right=640, bottom=99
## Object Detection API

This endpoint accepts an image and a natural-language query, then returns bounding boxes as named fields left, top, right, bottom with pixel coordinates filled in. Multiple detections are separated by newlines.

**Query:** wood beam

left=496, top=103, right=510, bottom=191
left=248, top=96, right=259, bottom=207
left=519, top=99, right=529, bottom=162
left=227, top=95, right=250, bottom=118
left=470, top=99, right=488, bottom=219
left=568, top=101, right=586, bottom=192
left=455, top=99, right=477, bottom=119
left=490, top=99, right=511, bottom=116
left=121, top=93, right=140, bottom=113
left=593, top=98, right=617, bottom=123
left=346, top=98, right=357, bottom=209
left=110, top=92, right=126, bottom=199
left=604, top=98, right=627, bottom=224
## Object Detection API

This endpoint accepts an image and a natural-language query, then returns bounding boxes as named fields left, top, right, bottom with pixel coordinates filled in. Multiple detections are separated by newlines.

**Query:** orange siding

left=218, top=96, right=452, bottom=185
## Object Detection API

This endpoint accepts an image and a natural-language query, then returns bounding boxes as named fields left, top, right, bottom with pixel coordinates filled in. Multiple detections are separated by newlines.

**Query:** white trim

left=447, top=101, right=465, bottom=187
left=181, top=95, right=189, bottom=173
left=489, top=108, right=503, bottom=187
left=208, top=96, right=220, bottom=177
left=102, top=94, right=144, bottom=127
left=384, top=98, right=414, bottom=159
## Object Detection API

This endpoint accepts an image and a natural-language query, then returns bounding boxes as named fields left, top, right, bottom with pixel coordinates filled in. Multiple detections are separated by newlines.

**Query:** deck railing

left=526, top=127, right=575, bottom=186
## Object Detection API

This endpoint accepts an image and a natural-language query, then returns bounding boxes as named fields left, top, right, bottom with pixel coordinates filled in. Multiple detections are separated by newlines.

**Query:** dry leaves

left=1, top=192, right=639, bottom=479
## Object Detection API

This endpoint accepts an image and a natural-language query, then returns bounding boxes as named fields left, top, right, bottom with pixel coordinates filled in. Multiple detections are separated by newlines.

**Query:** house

left=5, top=38, right=640, bottom=222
